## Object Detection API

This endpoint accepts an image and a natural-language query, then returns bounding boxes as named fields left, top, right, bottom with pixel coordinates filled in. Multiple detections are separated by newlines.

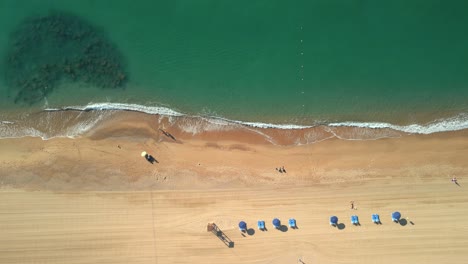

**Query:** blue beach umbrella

left=330, top=216, right=338, bottom=226
left=239, top=221, right=247, bottom=231
left=392, top=212, right=401, bottom=222
left=272, top=218, right=281, bottom=228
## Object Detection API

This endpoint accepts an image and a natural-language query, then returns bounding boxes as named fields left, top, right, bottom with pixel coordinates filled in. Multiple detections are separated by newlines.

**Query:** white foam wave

left=45, top=102, right=184, bottom=117
left=60, top=111, right=113, bottom=138
left=46, top=102, right=313, bottom=129
left=0, top=124, right=48, bottom=140
left=2, top=102, right=468, bottom=141
left=45, top=102, right=468, bottom=134
left=0, top=110, right=114, bottom=140
left=223, top=118, right=313, bottom=130
left=329, top=113, right=468, bottom=134
left=176, top=117, right=237, bottom=135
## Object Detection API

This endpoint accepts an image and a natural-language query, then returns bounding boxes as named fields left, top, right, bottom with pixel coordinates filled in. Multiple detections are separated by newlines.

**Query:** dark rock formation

left=3, top=11, right=128, bottom=105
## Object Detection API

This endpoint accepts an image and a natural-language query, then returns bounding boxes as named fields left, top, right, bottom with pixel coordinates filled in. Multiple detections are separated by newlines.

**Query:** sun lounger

left=257, top=220, right=265, bottom=230
left=351, top=215, right=359, bottom=225
left=288, top=218, right=296, bottom=228
left=330, top=216, right=338, bottom=227
left=372, top=214, right=381, bottom=224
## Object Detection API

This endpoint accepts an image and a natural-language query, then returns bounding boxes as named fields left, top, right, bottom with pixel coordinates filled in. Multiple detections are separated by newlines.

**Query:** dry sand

left=1, top=118, right=468, bottom=263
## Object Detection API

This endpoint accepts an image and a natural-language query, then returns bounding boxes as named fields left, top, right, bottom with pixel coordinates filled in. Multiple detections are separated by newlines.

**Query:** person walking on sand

left=350, top=201, right=354, bottom=210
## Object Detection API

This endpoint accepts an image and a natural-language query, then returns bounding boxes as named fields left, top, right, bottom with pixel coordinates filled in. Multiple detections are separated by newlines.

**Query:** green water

left=1, top=0, right=468, bottom=124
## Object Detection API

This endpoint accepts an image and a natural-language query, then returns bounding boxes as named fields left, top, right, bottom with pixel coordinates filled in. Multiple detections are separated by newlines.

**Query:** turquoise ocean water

left=1, top=0, right=468, bottom=138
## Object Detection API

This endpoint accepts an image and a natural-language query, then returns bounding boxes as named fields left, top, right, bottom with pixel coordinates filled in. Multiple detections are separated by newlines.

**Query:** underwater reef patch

left=3, top=11, right=128, bottom=105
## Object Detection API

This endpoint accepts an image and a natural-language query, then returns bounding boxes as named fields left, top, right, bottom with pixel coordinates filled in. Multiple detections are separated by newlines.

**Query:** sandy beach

left=1, top=113, right=468, bottom=263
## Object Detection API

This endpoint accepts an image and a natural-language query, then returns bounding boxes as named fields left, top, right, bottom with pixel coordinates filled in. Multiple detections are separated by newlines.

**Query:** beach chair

left=351, top=215, right=359, bottom=225
left=330, top=216, right=338, bottom=227
left=288, top=218, right=296, bottom=229
left=257, top=220, right=265, bottom=231
left=372, top=214, right=380, bottom=224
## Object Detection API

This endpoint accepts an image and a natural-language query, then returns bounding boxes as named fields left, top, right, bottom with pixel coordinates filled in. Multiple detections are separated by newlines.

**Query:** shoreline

left=1, top=113, right=467, bottom=191
left=1, top=106, right=468, bottom=142
left=1, top=111, right=468, bottom=263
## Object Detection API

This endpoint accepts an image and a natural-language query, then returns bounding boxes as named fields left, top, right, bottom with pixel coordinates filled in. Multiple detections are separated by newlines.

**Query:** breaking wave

left=328, top=113, right=468, bottom=135
left=45, top=102, right=184, bottom=116
left=1, top=102, right=468, bottom=141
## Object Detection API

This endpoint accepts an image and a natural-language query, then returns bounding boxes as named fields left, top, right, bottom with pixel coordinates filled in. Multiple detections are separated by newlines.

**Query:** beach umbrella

left=392, top=211, right=401, bottom=221
left=272, top=218, right=281, bottom=228
left=330, top=216, right=338, bottom=225
left=141, top=151, right=147, bottom=157
left=238, top=221, right=247, bottom=231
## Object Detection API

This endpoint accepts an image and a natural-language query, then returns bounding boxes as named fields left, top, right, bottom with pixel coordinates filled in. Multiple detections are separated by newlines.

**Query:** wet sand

left=0, top=116, right=467, bottom=263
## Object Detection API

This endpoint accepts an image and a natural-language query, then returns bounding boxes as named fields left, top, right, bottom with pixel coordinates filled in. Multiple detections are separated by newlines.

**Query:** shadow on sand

left=145, top=154, right=158, bottom=164
left=399, top=219, right=408, bottom=226
left=159, top=129, right=176, bottom=141
left=337, top=223, right=346, bottom=230
left=247, top=228, right=255, bottom=236
left=209, top=224, right=234, bottom=248
left=279, top=225, right=289, bottom=232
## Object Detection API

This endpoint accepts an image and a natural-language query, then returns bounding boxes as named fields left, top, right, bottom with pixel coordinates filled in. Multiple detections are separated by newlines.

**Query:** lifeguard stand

left=207, top=223, right=219, bottom=234
left=207, top=223, right=234, bottom=248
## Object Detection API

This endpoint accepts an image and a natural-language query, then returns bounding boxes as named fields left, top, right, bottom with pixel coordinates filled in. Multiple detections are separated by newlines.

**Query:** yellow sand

left=1, top=120, right=467, bottom=263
